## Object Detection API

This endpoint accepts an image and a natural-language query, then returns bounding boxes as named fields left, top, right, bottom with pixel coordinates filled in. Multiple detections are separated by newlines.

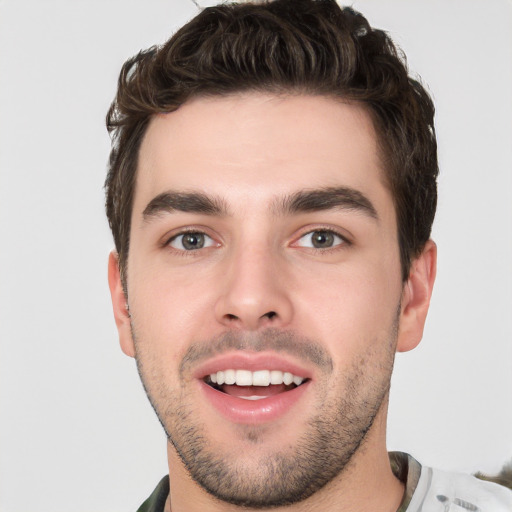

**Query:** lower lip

left=199, top=380, right=310, bottom=424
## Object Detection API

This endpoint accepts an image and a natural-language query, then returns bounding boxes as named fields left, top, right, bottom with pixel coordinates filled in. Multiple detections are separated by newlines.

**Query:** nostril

left=220, top=310, right=279, bottom=326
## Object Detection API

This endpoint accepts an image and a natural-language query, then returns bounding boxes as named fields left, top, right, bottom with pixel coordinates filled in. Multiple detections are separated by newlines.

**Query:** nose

left=214, top=242, right=294, bottom=330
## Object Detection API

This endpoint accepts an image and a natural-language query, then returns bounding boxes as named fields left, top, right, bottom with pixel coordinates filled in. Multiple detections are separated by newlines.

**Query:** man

left=105, top=1, right=512, bottom=511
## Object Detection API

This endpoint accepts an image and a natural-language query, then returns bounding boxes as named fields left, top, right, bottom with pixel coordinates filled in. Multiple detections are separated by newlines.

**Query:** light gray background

left=0, top=1, right=511, bottom=511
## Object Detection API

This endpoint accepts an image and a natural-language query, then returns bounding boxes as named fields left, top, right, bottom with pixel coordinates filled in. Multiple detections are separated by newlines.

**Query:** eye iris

left=312, top=231, right=334, bottom=248
left=182, top=233, right=204, bottom=250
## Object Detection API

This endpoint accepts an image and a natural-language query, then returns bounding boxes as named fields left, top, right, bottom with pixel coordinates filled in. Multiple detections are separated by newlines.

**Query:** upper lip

left=192, top=351, right=313, bottom=380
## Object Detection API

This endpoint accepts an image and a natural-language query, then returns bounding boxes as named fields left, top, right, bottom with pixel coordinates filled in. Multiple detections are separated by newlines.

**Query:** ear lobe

left=108, top=251, right=135, bottom=358
left=396, top=240, right=437, bottom=353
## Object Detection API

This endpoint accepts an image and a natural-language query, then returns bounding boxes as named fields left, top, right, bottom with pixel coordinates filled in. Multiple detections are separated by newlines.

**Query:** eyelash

left=292, top=227, right=351, bottom=252
left=164, top=226, right=350, bottom=256
left=164, top=228, right=217, bottom=254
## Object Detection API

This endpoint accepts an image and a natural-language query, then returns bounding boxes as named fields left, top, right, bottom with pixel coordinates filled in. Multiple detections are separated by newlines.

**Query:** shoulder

left=411, top=464, right=512, bottom=512
left=136, top=476, right=169, bottom=512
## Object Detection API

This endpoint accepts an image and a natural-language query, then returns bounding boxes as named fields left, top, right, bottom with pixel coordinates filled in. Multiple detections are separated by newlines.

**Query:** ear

left=108, top=251, right=135, bottom=358
left=396, top=240, right=437, bottom=353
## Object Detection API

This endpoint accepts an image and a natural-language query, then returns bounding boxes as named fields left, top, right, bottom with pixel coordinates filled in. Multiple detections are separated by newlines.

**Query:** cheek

left=128, top=263, right=219, bottom=347
left=291, top=255, right=402, bottom=355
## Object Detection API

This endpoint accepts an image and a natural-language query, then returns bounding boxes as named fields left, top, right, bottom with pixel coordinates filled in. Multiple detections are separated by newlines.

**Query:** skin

left=108, top=94, right=436, bottom=511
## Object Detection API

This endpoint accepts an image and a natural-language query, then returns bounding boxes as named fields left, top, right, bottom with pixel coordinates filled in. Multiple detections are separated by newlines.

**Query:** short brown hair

left=105, top=0, right=438, bottom=285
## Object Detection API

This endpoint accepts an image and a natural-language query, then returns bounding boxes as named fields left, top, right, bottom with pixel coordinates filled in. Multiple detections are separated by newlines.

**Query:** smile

left=196, top=356, right=312, bottom=424
left=208, top=369, right=305, bottom=387
left=204, top=369, right=308, bottom=402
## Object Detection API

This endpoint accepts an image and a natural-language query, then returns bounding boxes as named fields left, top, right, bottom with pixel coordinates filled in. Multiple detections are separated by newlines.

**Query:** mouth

left=195, top=356, right=312, bottom=424
left=204, top=369, right=309, bottom=400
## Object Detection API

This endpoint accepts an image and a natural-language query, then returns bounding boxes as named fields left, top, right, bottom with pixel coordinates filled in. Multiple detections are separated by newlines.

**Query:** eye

left=295, top=230, right=346, bottom=249
left=168, top=231, right=215, bottom=251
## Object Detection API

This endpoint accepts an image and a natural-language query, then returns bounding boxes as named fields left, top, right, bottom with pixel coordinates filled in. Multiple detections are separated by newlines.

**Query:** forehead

left=134, top=93, right=390, bottom=215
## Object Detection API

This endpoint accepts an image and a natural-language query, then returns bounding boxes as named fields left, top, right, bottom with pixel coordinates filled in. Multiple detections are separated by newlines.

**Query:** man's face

left=114, top=94, right=412, bottom=506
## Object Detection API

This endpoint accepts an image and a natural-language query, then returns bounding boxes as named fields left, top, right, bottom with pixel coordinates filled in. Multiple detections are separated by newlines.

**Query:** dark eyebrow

left=142, top=191, right=229, bottom=221
left=274, top=186, right=378, bottom=220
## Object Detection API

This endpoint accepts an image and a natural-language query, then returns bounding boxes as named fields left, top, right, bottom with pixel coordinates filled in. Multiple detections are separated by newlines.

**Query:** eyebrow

left=142, top=191, right=229, bottom=221
left=274, top=186, right=378, bottom=220
left=142, top=186, right=378, bottom=222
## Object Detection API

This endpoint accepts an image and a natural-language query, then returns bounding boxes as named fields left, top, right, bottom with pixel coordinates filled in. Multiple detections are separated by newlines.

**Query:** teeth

left=224, top=369, right=236, bottom=385
left=293, top=375, right=303, bottom=386
left=208, top=369, right=305, bottom=387
left=235, top=369, right=252, bottom=386
left=283, top=372, right=293, bottom=385
left=270, top=370, right=283, bottom=384
left=252, top=370, right=270, bottom=386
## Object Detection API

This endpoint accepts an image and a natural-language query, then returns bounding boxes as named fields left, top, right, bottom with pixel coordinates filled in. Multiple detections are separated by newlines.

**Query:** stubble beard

left=132, top=325, right=398, bottom=509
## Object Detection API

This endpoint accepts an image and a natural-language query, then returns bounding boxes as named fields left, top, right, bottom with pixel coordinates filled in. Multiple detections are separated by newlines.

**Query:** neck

left=164, top=406, right=404, bottom=512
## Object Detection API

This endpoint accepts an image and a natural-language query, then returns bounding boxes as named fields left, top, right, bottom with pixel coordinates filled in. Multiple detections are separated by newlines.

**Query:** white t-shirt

left=391, top=452, right=512, bottom=512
